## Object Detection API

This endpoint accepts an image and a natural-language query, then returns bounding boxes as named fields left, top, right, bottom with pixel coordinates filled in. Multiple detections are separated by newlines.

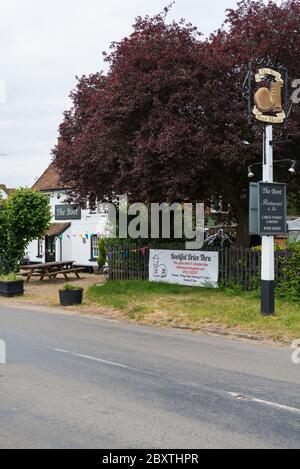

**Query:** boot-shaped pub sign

left=253, top=68, right=286, bottom=124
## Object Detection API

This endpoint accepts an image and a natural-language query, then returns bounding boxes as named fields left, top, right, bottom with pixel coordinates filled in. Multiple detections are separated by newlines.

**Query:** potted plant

left=59, top=284, right=84, bottom=306
left=0, top=273, right=24, bottom=297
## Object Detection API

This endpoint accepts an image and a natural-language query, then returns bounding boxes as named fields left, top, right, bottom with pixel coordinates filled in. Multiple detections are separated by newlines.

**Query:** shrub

left=0, top=273, right=22, bottom=282
left=279, top=242, right=300, bottom=296
left=62, top=284, right=84, bottom=291
left=97, top=236, right=107, bottom=267
left=0, top=189, right=51, bottom=274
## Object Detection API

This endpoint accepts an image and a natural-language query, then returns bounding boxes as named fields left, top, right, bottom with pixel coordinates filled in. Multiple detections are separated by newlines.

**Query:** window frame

left=90, top=235, right=99, bottom=261
left=37, top=238, right=44, bottom=258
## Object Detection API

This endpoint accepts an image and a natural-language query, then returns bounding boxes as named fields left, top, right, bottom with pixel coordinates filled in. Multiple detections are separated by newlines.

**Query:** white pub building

left=27, top=163, right=109, bottom=269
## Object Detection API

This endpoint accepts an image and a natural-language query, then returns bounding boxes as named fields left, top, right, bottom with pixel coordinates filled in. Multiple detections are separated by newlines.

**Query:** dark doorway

left=45, top=236, right=56, bottom=263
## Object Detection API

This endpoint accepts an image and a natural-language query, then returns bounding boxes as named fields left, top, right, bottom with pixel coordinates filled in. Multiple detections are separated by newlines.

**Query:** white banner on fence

left=149, top=250, right=219, bottom=288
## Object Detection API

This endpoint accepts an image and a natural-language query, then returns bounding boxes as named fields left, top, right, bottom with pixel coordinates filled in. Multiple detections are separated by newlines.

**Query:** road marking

left=49, top=347, right=156, bottom=376
left=229, top=392, right=300, bottom=414
left=0, top=339, right=6, bottom=364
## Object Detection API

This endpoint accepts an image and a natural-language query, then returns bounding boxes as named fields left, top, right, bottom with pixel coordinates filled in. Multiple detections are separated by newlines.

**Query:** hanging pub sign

left=249, top=182, right=287, bottom=236
left=55, top=204, right=81, bottom=221
left=253, top=68, right=286, bottom=124
left=243, top=61, right=288, bottom=125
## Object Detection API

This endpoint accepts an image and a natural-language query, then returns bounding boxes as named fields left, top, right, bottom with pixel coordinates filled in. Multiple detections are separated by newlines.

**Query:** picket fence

left=108, top=247, right=289, bottom=290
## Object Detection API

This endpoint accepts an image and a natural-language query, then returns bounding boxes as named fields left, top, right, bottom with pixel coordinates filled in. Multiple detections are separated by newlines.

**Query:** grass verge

left=87, top=280, right=300, bottom=343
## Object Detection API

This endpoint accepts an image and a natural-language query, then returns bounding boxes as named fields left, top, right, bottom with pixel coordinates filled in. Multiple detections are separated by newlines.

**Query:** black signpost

left=244, top=61, right=291, bottom=316
left=249, top=181, right=287, bottom=315
left=55, top=205, right=81, bottom=221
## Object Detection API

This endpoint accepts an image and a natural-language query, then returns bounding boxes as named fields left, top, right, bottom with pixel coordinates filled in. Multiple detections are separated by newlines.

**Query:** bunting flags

left=62, top=232, right=103, bottom=240
left=53, top=232, right=149, bottom=257
left=108, top=247, right=149, bottom=257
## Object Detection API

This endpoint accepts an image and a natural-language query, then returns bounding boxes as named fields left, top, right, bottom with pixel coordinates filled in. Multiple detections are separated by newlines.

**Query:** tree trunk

left=234, top=201, right=250, bottom=247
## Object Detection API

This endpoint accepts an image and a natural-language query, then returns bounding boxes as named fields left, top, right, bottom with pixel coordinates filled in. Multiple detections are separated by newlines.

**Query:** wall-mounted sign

left=55, top=204, right=81, bottom=221
left=149, top=250, right=219, bottom=288
left=249, top=182, right=287, bottom=235
left=253, top=68, right=286, bottom=124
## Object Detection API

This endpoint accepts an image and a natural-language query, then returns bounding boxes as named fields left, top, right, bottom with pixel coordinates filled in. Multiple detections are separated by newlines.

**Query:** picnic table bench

left=19, top=261, right=86, bottom=283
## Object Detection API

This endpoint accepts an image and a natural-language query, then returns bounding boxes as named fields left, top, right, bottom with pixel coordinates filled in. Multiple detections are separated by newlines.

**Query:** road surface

left=0, top=305, right=299, bottom=449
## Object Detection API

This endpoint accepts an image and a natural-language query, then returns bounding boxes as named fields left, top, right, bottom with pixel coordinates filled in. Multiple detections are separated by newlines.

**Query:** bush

left=279, top=242, right=300, bottom=296
left=0, top=189, right=51, bottom=274
left=0, top=273, right=22, bottom=282
left=97, top=236, right=108, bottom=267
left=252, top=243, right=300, bottom=298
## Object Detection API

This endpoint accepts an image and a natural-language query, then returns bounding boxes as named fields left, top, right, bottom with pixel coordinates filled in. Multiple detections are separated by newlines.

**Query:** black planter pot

left=59, top=289, right=83, bottom=306
left=0, top=280, right=24, bottom=297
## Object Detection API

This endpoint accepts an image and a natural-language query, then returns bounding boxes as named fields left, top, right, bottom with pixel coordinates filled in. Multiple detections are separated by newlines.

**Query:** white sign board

left=149, top=250, right=219, bottom=288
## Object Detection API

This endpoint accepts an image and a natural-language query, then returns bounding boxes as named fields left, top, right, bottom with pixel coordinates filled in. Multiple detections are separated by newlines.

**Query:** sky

left=0, top=0, right=241, bottom=188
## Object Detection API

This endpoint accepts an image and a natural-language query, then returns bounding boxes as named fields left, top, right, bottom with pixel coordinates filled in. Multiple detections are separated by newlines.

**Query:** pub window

left=37, top=238, right=44, bottom=258
left=91, top=235, right=99, bottom=260
left=89, top=202, right=97, bottom=215
left=45, top=193, right=51, bottom=205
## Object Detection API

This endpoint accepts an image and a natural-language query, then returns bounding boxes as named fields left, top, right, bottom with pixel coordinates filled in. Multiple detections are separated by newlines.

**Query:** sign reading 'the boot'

left=259, top=182, right=287, bottom=235
left=55, top=204, right=81, bottom=220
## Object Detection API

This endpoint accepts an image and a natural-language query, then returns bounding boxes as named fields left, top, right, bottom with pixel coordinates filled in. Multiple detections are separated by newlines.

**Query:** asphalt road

left=0, top=305, right=300, bottom=449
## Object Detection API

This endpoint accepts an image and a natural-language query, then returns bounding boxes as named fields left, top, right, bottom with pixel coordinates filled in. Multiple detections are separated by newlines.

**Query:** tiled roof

left=32, top=162, right=72, bottom=192
left=45, top=223, right=71, bottom=237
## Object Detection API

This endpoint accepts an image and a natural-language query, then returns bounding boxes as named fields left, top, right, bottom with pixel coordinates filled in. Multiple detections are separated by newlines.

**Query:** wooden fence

left=108, top=247, right=289, bottom=289
left=109, top=248, right=150, bottom=282
left=218, top=248, right=288, bottom=289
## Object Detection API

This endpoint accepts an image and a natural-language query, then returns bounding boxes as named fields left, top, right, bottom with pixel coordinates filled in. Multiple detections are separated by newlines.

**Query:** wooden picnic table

left=19, top=261, right=85, bottom=283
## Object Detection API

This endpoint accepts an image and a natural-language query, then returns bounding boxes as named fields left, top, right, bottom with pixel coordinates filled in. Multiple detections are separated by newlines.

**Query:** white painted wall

left=27, top=239, right=45, bottom=264
left=27, top=190, right=109, bottom=266
left=0, top=189, right=8, bottom=199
